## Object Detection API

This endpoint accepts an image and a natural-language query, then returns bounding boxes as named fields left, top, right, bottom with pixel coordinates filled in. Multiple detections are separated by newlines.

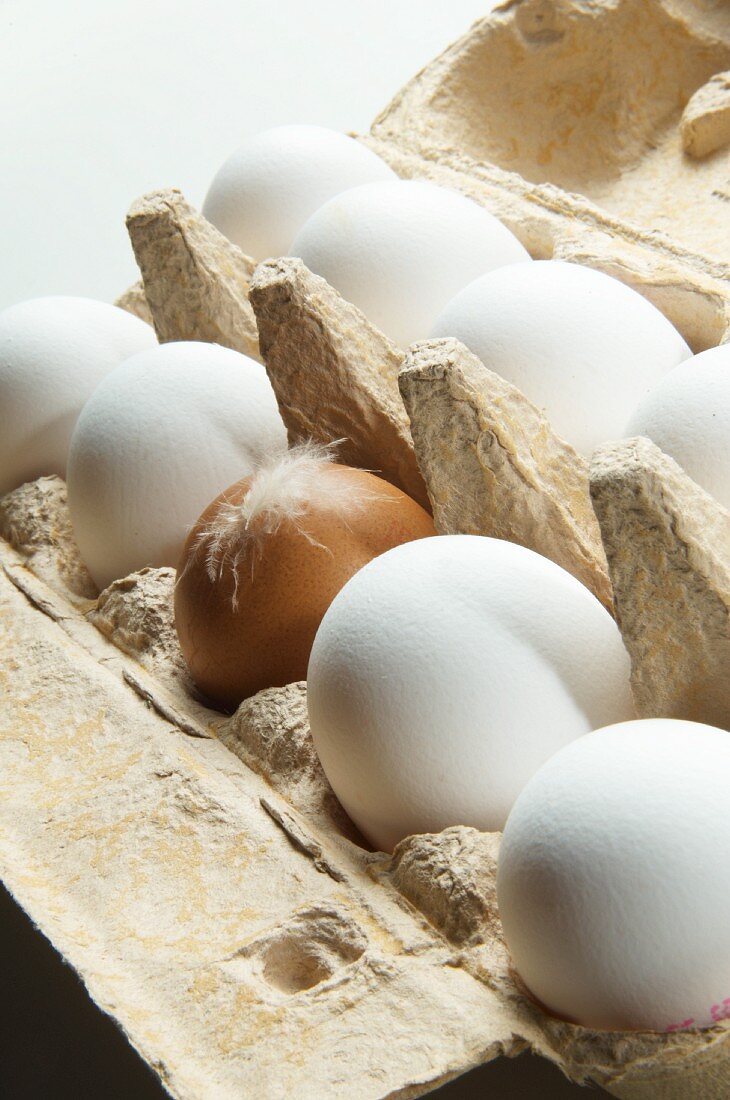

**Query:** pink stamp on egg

left=665, top=999, right=730, bottom=1032
left=665, top=1018, right=695, bottom=1032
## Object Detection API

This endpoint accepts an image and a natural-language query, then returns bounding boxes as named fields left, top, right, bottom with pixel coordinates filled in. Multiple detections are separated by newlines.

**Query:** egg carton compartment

left=2, top=0, right=730, bottom=1097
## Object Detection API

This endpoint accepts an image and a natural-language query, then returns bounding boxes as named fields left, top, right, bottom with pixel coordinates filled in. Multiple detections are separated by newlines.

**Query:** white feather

left=185, top=440, right=390, bottom=609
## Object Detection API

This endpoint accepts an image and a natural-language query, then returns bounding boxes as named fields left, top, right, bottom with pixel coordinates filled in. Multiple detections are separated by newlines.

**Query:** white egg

left=0, top=296, right=156, bottom=496
left=291, top=180, right=530, bottom=347
left=307, top=535, right=633, bottom=853
left=626, top=343, right=730, bottom=511
left=431, top=260, right=691, bottom=456
left=498, top=718, right=730, bottom=1032
left=67, top=341, right=287, bottom=590
left=202, top=125, right=395, bottom=260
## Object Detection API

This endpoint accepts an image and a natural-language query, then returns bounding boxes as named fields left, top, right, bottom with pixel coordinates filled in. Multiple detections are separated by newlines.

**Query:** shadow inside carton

left=0, top=883, right=168, bottom=1100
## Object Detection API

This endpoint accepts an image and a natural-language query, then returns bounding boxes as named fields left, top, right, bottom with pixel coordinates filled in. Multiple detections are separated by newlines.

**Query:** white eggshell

left=431, top=260, right=691, bottom=456
left=307, top=535, right=633, bottom=853
left=498, top=718, right=730, bottom=1032
left=626, top=343, right=730, bottom=511
left=202, top=125, right=395, bottom=260
left=291, top=180, right=530, bottom=347
left=67, top=341, right=287, bottom=590
left=0, top=296, right=156, bottom=496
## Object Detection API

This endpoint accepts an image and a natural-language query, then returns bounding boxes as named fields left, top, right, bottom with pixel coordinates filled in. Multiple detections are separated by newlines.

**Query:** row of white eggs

left=0, top=124, right=728, bottom=1037
left=203, top=124, right=729, bottom=472
left=310, top=536, right=730, bottom=1035
left=2, top=124, right=728, bottom=527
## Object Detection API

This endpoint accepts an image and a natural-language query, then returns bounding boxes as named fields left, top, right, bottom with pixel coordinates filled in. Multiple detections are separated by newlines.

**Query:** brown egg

left=174, top=444, right=435, bottom=710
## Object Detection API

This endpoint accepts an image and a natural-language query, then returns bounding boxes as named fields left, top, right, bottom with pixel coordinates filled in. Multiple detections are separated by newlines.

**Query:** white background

left=1, top=0, right=498, bottom=309
left=0, top=3, right=591, bottom=1095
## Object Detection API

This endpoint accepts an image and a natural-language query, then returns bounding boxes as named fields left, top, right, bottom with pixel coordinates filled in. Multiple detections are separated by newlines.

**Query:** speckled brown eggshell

left=174, top=463, right=436, bottom=711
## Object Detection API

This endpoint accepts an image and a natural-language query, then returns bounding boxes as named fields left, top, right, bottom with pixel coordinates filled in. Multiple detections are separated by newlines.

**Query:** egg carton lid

left=363, top=0, right=730, bottom=354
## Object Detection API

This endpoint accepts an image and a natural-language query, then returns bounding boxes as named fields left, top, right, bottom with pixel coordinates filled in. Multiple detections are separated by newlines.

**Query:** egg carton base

left=2, top=482, right=730, bottom=1099
left=0, top=539, right=518, bottom=1100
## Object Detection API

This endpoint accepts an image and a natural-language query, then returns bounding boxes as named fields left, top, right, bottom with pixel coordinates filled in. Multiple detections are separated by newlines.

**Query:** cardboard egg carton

left=1, top=1, right=729, bottom=1096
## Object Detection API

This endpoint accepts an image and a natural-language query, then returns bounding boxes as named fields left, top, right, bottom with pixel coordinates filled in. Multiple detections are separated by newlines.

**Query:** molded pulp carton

left=2, top=2, right=729, bottom=1096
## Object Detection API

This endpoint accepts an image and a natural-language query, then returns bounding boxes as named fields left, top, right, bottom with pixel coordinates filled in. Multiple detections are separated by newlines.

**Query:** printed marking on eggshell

left=666, top=999, right=730, bottom=1032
